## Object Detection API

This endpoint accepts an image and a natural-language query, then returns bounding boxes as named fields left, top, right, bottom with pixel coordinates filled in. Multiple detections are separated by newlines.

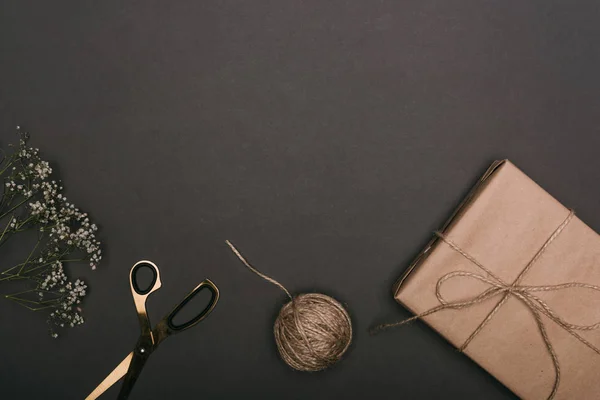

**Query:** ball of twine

left=275, top=293, right=352, bottom=371
left=226, top=241, right=353, bottom=372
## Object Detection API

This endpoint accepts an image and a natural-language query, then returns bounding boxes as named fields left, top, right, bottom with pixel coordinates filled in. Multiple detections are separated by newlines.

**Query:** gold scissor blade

left=85, top=352, right=134, bottom=400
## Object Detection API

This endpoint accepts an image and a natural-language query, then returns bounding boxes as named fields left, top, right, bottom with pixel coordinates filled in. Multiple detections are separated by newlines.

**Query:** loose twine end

left=369, top=315, right=421, bottom=336
left=369, top=323, right=391, bottom=336
left=369, top=323, right=395, bottom=336
left=225, top=240, right=293, bottom=301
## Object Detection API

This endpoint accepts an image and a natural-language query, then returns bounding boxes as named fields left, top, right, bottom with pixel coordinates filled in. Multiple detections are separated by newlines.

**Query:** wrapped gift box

left=394, top=160, right=600, bottom=400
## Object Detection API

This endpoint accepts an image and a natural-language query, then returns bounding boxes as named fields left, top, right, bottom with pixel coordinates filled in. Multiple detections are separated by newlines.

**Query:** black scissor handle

left=130, top=261, right=162, bottom=296
left=166, top=279, right=220, bottom=332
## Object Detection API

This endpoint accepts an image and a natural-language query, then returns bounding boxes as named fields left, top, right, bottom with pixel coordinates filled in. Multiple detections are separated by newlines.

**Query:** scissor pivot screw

left=139, top=347, right=146, bottom=354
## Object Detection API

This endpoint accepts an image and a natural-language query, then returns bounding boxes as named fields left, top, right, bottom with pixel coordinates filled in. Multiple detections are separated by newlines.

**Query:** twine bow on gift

left=373, top=210, right=600, bottom=400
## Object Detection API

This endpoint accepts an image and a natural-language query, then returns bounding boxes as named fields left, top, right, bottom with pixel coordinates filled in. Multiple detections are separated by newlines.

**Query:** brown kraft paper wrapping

left=394, top=160, right=600, bottom=400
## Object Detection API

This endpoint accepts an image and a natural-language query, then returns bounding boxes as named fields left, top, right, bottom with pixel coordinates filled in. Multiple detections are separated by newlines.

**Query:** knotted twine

left=226, top=240, right=353, bottom=372
left=372, top=210, right=600, bottom=400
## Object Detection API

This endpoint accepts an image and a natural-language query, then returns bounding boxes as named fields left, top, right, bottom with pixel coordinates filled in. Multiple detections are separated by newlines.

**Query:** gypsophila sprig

left=0, top=127, right=102, bottom=338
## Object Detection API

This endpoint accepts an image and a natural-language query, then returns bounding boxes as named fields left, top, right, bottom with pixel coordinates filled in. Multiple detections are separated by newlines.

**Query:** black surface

left=1, top=1, right=600, bottom=399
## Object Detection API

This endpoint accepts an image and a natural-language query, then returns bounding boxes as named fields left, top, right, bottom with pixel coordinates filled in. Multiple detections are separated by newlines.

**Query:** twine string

left=372, top=210, right=600, bottom=400
left=226, top=240, right=352, bottom=371
left=225, top=239, right=306, bottom=341
left=226, top=240, right=293, bottom=301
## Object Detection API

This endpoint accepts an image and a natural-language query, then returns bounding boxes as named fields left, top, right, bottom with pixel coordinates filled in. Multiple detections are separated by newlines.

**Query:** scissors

left=86, top=260, right=219, bottom=400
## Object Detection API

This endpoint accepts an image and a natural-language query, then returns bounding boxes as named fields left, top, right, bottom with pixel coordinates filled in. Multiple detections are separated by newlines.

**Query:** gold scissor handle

left=129, top=260, right=163, bottom=338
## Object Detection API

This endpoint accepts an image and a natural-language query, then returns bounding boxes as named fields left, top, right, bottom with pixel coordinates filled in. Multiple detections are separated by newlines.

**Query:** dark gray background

left=1, top=1, right=599, bottom=399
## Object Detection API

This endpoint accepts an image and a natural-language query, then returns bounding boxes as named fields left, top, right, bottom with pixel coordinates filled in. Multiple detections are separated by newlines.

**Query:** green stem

left=0, top=192, right=15, bottom=216
left=18, top=236, right=42, bottom=274
left=16, top=215, right=36, bottom=229
left=6, top=297, right=57, bottom=311
left=21, top=257, right=87, bottom=276
left=0, top=273, right=27, bottom=282
left=2, top=251, right=66, bottom=277
left=0, top=195, right=33, bottom=220
left=0, top=231, right=15, bottom=251
left=0, top=159, right=15, bottom=176
left=58, top=258, right=87, bottom=263
left=1, top=261, right=28, bottom=275
left=6, top=289, right=60, bottom=302
left=0, top=217, right=12, bottom=245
